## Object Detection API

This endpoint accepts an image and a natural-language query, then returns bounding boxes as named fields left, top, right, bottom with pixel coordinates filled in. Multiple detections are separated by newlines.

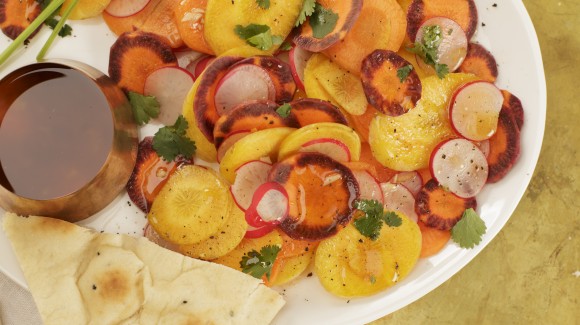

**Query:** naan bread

left=3, top=213, right=285, bottom=325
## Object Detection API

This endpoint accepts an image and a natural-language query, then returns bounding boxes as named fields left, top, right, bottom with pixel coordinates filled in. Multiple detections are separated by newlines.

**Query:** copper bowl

left=0, top=60, right=138, bottom=222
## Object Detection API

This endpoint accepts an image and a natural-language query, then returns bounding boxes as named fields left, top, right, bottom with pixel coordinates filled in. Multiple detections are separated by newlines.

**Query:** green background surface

left=374, top=0, right=579, bottom=323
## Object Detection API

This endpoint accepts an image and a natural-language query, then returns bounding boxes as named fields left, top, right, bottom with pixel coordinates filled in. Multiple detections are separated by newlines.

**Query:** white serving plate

left=0, top=1, right=546, bottom=324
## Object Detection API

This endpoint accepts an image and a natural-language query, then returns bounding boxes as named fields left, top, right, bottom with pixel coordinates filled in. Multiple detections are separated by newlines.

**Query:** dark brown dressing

left=0, top=65, right=113, bottom=200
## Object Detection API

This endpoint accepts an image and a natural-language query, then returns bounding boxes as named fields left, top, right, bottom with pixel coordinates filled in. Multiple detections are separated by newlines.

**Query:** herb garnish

left=240, top=245, right=281, bottom=280
left=396, top=64, right=414, bottom=83
left=276, top=103, right=292, bottom=118
left=44, top=17, right=73, bottom=37
left=353, top=199, right=402, bottom=241
left=152, top=115, right=197, bottom=162
left=310, top=3, right=338, bottom=39
left=234, top=24, right=283, bottom=51
left=128, top=92, right=160, bottom=125
left=407, top=25, right=449, bottom=79
left=256, top=0, right=270, bottom=9
left=451, top=208, right=487, bottom=248
left=295, top=0, right=316, bottom=27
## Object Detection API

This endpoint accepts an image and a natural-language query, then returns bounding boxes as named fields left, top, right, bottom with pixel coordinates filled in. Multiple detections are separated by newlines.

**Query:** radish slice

left=299, top=138, right=351, bottom=162
left=175, top=51, right=205, bottom=76
left=144, top=67, right=195, bottom=126
left=430, top=138, right=489, bottom=198
left=245, top=182, right=288, bottom=226
left=477, top=139, right=490, bottom=158
left=245, top=223, right=277, bottom=238
left=352, top=170, right=383, bottom=203
left=449, top=81, right=504, bottom=141
left=380, top=183, right=418, bottom=222
left=105, top=0, right=151, bottom=18
left=230, top=160, right=272, bottom=211
left=289, top=46, right=313, bottom=91
left=217, top=131, right=251, bottom=162
left=389, top=171, right=423, bottom=197
left=415, top=17, right=468, bottom=72
left=144, top=224, right=179, bottom=251
left=193, top=56, right=215, bottom=80
left=214, top=64, right=276, bottom=116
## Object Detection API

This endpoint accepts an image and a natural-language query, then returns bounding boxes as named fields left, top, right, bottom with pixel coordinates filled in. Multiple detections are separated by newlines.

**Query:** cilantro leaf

left=397, top=64, right=414, bottom=83
left=128, top=92, right=160, bottom=125
left=406, top=25, right=449, bottom=79
left=451, top=208, right=487, bottom=249
left=295, top=0, right=316, bottom=27
left=279, top=41, right=293, bottom=51
left=353, top=199, right=401, bottom=241
left=240, top=245, right=281, bottom=280
left=234, top=24, right=282, bottom=51
left=152, top=115, right=196, bottom=161
left=309, top=3, right=338, bottom=39
left=256, top=0, right=270, bottom=9
left=276, top=103, right=292, bottom=118
left=44, top=18, right=73, bottom=37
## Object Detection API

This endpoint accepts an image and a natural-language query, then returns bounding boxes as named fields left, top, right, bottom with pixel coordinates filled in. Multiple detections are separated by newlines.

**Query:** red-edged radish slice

left=230, top=160, right=273, bottom=211
left=144, top=223, right=179, bottom=250
left=245, top=223, right=277, bottom=238
left=449, top=81, right=504, bottom=141
left=176, top=50, right=204, bottom=70
left=144, top=66, right=195, bottom=126
left=389, top=171, right=423, bottom=197
left=245, top=182, right=289, bottom=227
left=298, top=138, right=351, bottom=162
left=415, top=17, right=468, bottom=72
left=477, top=139, right=490, bottom=158
left=380, top=182, right=418, bottom=222
left=289, top=46, right=313, bottom=91
left=214, top=64, right=276, bottom=116
left=352, top=170, right=383, bottom=203
left=105, top=0, right=151, bottom=18
left=217, top=130, right=251, bottom=162
left=430, top=138, right=489, bottom=198
left=193, top=56, right=215, bottom=80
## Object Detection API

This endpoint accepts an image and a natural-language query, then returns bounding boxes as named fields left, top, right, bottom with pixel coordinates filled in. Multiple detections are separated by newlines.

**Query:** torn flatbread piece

left=2, top=213, right=285, bottom=325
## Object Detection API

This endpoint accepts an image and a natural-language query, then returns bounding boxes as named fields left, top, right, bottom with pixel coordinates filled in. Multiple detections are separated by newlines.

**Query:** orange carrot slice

left=358, top=143, right=398, bottom=183
left=415, top=179, right=477, bottom=230
left=486, top=104, right=521, bottom=183
left=323, top=0, right=407, bottom=76
left=350, top=104, right=376, bottom=142
left=501, top=90, right=524, bottom=130
left=418, top=220, right=451, bottom=257
left=361, top=50, right=422, bottom=116
left=417, top=167, right=432, bottom=185
left=289, top=98, right=348, bottom=127
left=173, top=0, right=214, bottom=54
left=294, top=0, right=363, bottom=52
left=0, top=0, right=41, bottom=40
left=108, top=30, right=178, bottom=93
left=407, top=0, right=478, bottom=41
left=457, top=43, right=498, bottom=82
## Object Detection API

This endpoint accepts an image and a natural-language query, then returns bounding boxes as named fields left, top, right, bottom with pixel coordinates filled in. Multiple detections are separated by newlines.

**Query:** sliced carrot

left=349, top=104, right=376, bottom=142
left=173, top=0, right=214, bottom=54
left=108, top=30, right=178, bottom=93
left=415, top=179, right=477, bottom=230
left=457, top=43, right=498, bottom=82
left=278, top=231, right=318, bottom=259
left=501, top=90, right=524, bottom=130
left=289, top=98, right=348, bottom=127
left=294, top=0, right=363, bottom=52
left=486, top=105, right=521, bottom=183
left=361, top=49, right=422, bottom=116
left=418, top=220, right=450, bottom=257
left=358, top=142, right=398, bottom=183
left=0, top=0, right=41, bottom=40
left=323, top=0, right=407, bottom=76
left=213, top=100, right=294, bottom=149
left=407, top=0, right=478, bottom=41
left=417, top=167, right=432, bottom=185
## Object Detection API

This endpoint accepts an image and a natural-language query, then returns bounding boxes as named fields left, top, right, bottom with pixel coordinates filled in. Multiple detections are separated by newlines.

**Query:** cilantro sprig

left=451, top=208, right=487, bottom=249
left=234, top=24, right=283, bottom=51
left=309, top=3, right=338, bottom=39
left=276, top=103, right=292, bottom=118
left=152, top=115, right=196, bottom=162
left=256, top=0, right=270, bottom=9
left=397, top=64, right=414, bottom=83
left=295, top=0, right=316, bottom=27
left=407, top=25, right=449, bottom=79
left=353, top=199, right=402, bottom=241
left=128, top=92, right=160, bottom=125
left=240, top=245, right=281, bottom=280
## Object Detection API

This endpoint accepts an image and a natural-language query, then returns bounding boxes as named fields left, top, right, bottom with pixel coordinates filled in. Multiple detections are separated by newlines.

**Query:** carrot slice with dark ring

left=361, top=49, right=422, bottom=116
left=415, top=179, right=477, bottom=231
left=0, top=0, right=41, bottom=40
left=288, top=98, right=348, bottom=127
left=501, top=90, right=524, bottom=130
left=418, top=220, right=451, bottom=257
left=457, top=43, right=499, bottom=83
left=269, top=152, right=360, bottom=241
left=406, top=0, right=478, bottom=41
left=486, top=104, right=521, bottom=183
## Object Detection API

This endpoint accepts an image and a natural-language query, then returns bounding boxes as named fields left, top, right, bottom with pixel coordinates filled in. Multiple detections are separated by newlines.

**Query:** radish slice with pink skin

left=477, top=139, right=490, bottom=158
left=230, top=160, right=273, bottom=211
left=144, top=224, right=179, bottom=251
left=430, top=138, right=489, bottom=198
left=298, top=138, right=351, bottom=162
left=176, top=50, right=204, bottom=71
left=389, top=171, right=423, bottom=197
left=144, top=66, right=195, bottom=126
left=214, top=64, right=276, bottom=116
left=449, top=81, right=504, bottom=141
left=415, top=17, right=468, bottom=72
left=217, top=131, right=251, bottom=162
left=245, top=182, right=289, bottom=227
left=289, top=46, right=313, bottom=91
left=105, top=0, right=151, bottom=18
left=352, top=170, right=383, bottom=203
left=380, top=183, right=418, bottom=222
left=193, top=56, right=215, bottom=80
